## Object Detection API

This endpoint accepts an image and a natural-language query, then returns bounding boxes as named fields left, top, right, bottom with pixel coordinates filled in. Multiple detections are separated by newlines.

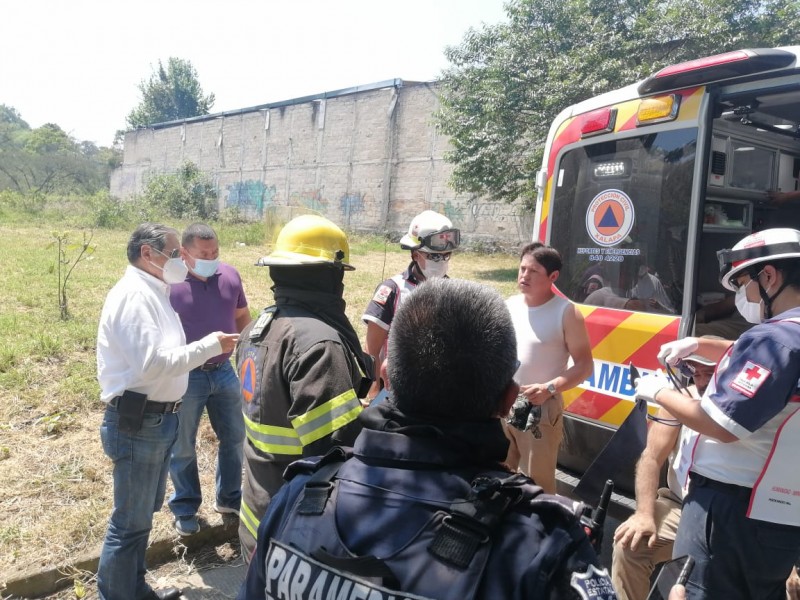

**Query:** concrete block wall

left=110, top=80, right=533, bottom=247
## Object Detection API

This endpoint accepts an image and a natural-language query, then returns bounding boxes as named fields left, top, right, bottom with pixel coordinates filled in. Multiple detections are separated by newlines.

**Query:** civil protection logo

left=585, top=189, right=635, bottom=247
left=239, top=355, right=257, bottom=403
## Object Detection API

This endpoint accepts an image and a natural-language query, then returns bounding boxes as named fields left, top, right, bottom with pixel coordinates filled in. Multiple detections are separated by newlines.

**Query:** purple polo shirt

left=169, top=262, right=248, bottom=363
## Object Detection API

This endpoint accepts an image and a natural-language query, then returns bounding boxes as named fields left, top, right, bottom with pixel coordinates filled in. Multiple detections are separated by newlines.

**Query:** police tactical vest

left=265, top=448, right=607, bottom=600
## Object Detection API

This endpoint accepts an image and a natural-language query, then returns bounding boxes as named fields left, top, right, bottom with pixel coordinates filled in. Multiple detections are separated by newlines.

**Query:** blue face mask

left=190, top=257, right=219, bottom=278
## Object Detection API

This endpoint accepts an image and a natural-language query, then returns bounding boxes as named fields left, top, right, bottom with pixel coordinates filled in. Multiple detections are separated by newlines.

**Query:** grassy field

left=0, top=202, right=522, bottom=586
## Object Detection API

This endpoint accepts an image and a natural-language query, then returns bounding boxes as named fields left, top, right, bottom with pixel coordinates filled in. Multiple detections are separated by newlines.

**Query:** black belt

left=689, top=472, right=752, bottom=500
left=108, top=397, right=182, bottom=414
left=197, top=361, right=225, bottom=371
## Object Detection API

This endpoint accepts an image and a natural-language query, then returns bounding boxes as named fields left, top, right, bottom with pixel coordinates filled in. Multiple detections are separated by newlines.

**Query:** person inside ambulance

left=362, top=210, right=460, bottom=401
left=582, top=260, right=646, bottom=311
left=239, top=278, right=616, bottom=600
left=634, top=228, right=800, bottom=599
left=628, top=255, right=675, bottom=313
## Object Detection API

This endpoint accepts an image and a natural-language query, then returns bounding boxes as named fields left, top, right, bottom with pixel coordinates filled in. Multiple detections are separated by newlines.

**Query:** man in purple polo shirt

left=168, top=223, right=252, bottom=536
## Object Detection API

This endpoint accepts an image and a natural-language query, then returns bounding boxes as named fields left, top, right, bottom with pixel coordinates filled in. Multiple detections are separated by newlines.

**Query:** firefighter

left=239, top=278, right=616, bottom=600
left=235, top=214, right=373, bottom=562
left=636, top=228, right=800, bottom=599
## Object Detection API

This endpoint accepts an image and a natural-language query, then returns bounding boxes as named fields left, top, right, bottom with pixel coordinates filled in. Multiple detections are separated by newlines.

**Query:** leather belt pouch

left=118, top=390, right=148, bottom=433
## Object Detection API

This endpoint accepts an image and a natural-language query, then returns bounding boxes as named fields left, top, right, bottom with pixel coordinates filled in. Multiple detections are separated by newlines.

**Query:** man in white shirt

left=96, top=223, right=239, bottom=600
left=504, top=242, right=593, bottom=494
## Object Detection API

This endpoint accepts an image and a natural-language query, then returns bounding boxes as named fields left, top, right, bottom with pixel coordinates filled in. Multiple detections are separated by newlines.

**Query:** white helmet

left=718, top=228, right=800, bottom=291
left=399, top=210, right=461, bottom=253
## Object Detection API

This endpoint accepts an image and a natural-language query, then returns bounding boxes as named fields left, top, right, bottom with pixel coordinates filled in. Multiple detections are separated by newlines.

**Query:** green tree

left=437, top=0, right=800, bottom=205
left=141, top=161, right=218, bottom=220
left=0, top=106, right=118, bottom=195
left=126, top=57, right=215, bottom=129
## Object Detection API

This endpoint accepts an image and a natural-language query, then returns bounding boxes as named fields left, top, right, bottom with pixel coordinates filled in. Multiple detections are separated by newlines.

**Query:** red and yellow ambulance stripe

left=562, top=305, right=680, bottom=426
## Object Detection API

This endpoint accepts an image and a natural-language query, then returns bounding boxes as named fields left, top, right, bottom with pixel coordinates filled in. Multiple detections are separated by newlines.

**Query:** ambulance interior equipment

left=540, top=48, right=800, bottom=494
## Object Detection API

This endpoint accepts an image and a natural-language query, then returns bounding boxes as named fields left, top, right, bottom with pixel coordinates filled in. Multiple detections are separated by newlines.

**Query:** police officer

left=235, top=215, right=373, bottom=562
left=362, top=210, right=460, bottom=400
left=636, top=228, right=800, bottom=599
left=239, top=278, right=616, bottom=600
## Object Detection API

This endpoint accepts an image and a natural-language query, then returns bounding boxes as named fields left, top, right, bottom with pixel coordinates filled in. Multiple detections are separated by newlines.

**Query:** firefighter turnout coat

left=236, top=304, right=368, bottom=560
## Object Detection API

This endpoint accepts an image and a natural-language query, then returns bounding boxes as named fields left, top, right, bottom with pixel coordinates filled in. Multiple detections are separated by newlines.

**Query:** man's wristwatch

left=546, top=383, right=557, bottom=396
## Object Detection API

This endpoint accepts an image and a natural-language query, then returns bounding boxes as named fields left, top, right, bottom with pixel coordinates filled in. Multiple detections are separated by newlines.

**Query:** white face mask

left=735, top=279, right=762, bottom=324
left=420, top=259, right=449, bottom=279
left=150, top=248, right=189, bottom=285
left=190, top=257, right=219, bottom=278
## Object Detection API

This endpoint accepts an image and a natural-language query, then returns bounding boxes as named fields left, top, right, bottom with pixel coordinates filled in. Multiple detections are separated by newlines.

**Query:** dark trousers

left=674, top=473, right=800, bottom=600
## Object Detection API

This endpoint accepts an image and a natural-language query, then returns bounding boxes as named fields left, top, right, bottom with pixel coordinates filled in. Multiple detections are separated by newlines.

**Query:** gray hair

left=182, top=222, right=217, bottom=247
left=388, top=278, right=517, bottom=419
left=127, top=223, right=177, bottom=264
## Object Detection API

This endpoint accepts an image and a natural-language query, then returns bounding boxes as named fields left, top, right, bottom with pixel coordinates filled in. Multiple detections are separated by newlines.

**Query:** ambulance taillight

left=580, top=107, right=617, bottom=138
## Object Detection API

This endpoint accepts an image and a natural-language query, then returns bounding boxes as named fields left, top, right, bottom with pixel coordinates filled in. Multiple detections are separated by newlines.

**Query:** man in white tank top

left=504, top=243, right=593, bottom=494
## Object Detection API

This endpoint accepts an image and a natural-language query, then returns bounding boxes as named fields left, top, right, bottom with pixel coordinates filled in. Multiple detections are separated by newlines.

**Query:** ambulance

left=535, top=47, right=800, bottom=494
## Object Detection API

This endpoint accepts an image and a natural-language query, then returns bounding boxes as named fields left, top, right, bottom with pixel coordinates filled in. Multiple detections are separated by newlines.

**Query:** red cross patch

left=730, top=361, right=771, bottom=398
left=372, top=285, right=392, bottom=306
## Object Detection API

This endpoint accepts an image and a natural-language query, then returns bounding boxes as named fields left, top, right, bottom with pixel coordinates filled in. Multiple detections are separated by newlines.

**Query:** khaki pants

left=503, top=394, right=563, bottom=494
left=611, top=489, right=682, bottom=600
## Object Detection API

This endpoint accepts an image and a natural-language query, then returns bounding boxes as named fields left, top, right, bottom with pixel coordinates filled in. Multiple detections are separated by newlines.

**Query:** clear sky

left=2, top=0, right=508, bottom=148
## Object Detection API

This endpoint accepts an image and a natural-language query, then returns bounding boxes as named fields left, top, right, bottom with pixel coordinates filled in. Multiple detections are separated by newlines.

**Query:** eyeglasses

left=730, top=274, right=751, bottom=290
left=421, top=251, right=452, bottom=263
left=420, top=229, right=460, bottom=252
left=153, top=247, right=181, bottom=260
left=677, top=361, right=696, bottom=379
left=730, top=269, right=764, bottom=290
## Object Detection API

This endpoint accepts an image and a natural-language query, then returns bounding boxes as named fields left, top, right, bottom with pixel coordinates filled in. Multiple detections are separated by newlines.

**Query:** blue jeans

left=97, top=406, right=178, bottom=600
left=168, top=362, right=245, bottom=518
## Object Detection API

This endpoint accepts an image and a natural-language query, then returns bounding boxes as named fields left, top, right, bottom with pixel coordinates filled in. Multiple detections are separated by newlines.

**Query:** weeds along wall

left=110, top=80, right=533, bottom=247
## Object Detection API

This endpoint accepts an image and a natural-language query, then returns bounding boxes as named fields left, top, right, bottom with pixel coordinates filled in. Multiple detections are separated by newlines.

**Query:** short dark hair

left=182, top=222, right=217, bottom=247
left=520, top=242, right=562, bottom=275
left=126, top=223, right=177, bottom=264
left=387, top=278, right=517, bottom=419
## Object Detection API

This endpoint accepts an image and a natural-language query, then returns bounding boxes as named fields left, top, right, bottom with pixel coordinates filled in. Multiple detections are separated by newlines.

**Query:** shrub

left=140, top=161, right=218, bottom=220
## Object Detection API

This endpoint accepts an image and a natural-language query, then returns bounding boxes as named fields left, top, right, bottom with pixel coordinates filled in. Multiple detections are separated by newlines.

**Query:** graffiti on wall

left=289, top=189, right=328, bottom=213
left=432, top=200, right=465, bottom=226
left=225, top=180, right=276, bottom=218
left=340, top=192, right=365, bottom=227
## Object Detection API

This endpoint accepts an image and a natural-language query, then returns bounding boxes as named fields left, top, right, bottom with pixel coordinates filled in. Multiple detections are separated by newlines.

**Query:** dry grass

left=0, top=223, right=520, bottom=591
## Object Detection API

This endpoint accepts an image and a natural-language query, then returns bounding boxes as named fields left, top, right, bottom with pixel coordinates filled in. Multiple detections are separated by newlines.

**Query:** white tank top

left=506, top=294, right=571, bottom=385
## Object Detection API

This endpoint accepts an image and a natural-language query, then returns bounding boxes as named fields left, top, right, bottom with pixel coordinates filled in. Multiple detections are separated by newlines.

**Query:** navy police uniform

left=238, top=402, right=615, bottom=600
left=674, top=307, right=800, bottom=598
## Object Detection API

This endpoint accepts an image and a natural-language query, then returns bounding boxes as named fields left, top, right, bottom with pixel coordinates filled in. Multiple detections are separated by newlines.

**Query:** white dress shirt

left=96, top=265, right=222, bottom=402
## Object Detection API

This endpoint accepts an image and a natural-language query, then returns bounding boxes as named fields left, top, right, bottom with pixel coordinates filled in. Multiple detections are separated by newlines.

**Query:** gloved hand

left=657, top=337, right=698, bottom=366
left=635, top=371, right=671, bottom=403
